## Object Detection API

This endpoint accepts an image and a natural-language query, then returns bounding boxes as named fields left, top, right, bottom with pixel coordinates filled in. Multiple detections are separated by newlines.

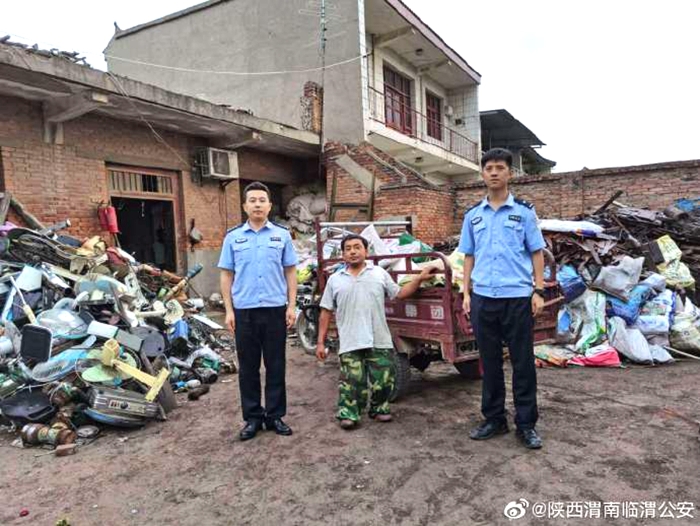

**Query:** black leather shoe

left=264, top=418, right=293, bottom=436
left=516, top=428, right=543, bottom=449
left=469, top=420, right=509, bottom=440
left=239, top=420, right=263, bottom=441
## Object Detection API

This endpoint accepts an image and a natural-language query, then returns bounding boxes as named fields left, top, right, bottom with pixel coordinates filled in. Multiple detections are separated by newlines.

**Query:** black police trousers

left=234, top=306, right=287, bottom=422
left=471, top=293, right=538, bottom=430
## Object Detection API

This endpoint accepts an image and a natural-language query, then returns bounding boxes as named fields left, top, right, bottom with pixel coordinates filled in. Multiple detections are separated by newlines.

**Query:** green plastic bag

left=398, top=232, right=432, bottom=263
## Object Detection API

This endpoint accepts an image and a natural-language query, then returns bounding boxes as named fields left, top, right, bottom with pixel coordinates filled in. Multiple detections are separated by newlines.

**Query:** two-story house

left=105, top=0, right=482, bottom=185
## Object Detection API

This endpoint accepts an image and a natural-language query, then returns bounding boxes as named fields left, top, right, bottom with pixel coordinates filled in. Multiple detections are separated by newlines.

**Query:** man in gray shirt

left=316, top=234, right=434, bottom=429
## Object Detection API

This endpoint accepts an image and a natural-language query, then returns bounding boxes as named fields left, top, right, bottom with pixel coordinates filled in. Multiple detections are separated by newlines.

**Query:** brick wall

left=301, top=81, right=323, bottom=135
left=0, top=95, right=304, bottom=281
left=375, top=184, right=455, bottom=243
left=455, top=160, right=700, bottom=227
left=324, top=141, right=455, bottom=244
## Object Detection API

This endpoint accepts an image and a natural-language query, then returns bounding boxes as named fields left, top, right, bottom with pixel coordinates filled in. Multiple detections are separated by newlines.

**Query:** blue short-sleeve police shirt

left=458, top=194, right=545, bottom=298
left=218, top=221, right=298, bottom=309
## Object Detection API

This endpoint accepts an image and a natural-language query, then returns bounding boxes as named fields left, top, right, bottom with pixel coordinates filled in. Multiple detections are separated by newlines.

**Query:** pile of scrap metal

left=0, top=213, right=235, bottom=457
left=535, top=194, right=700, bottom=368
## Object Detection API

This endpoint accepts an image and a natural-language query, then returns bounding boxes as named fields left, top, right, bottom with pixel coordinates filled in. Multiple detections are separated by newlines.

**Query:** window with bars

left=108, top=169, right=174, bottom=196
left=426, top=92, right=443, bottom=141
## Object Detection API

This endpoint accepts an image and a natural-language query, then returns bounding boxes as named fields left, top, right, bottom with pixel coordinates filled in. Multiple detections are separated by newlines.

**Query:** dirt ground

left=1, top=341, right=699, bottom=526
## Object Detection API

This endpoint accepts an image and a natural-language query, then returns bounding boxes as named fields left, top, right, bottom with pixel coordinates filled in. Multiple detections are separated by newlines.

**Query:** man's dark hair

left=341, top=234, right=369, bottom=251
left=243, top=181, right=272, bottom=201
left=481, top=148, right=513, bottom=169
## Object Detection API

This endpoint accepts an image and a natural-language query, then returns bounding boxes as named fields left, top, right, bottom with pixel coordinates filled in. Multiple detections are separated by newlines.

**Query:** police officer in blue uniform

left=459, top=148, right=546, bottom=450
left=218, top=182, right=298, bottom=441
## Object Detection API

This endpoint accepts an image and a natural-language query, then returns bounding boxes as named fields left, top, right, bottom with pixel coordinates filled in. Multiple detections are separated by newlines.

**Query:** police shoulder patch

left=271, top=221, right=290, bottom=231
left=514, top=198, right=535, bottom=210
left=226, top=222, right=245, bottom=234
left=464, top=201, right=481, bottom=215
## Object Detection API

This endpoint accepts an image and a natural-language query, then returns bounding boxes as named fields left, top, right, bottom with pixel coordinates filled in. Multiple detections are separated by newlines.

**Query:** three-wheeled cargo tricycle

left=295, top=220, right=560, bottom=400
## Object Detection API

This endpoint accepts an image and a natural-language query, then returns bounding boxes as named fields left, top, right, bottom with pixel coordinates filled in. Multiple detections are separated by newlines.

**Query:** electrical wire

left=103, top=52, right=370, bottom=76
left=105, top=71, right=221, bottom=208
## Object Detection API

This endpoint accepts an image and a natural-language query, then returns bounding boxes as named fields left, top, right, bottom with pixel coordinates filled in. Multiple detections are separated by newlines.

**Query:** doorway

left=108, top=165, right=181, bottom=272
left=112, top=197, right=177, bottom=271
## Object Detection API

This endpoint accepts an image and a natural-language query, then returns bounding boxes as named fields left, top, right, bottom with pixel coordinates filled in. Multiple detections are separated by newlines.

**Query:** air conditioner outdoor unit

left=196, top=148, right=239, bottom=180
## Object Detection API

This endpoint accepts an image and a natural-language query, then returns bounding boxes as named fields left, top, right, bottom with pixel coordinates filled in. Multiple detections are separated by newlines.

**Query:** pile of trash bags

left=285, top=187, right=327, bottom=235
left=0, top=222, right=235, bottom=456
left=536, top=197, right=700, bottom=368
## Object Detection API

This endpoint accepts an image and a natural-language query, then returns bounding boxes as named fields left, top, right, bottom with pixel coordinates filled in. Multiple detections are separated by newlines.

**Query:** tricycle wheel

left=295, top=309, right=318, bottom=356
left=389, top=351, right=410, bottom=402
left=454, top=360, right=482, bottom=380
left=409, top=353, right=432, bottom=372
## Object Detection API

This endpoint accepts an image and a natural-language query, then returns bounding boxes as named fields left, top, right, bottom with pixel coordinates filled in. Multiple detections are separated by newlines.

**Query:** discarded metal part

left=130, top=326, right=166, bottom=358
left=140, top=349, right=177, bottom=413
left=134, top=300, right=184, bottom=325
left=39, top=219, right=71, bottom=237
left=9, top=275, right=37, bottom=323
left=29, top=337, right=95, bottom=382
left=190, top=314, right=223, bottom=330
left=0, top=286, right=17, bottom=321
left=592, top=190, right=624, bottom=215
left=99, top=339, right=170, bottom=402
left=21, top=423, right=45, bottom=444
left=76, top=425, right=100, bottom=439
left=82, top=346, right=139, bottom=383
left=0, top=375, right=21, bottom=400
left=88, top=387, right=160, bottom=419
left=14, top=265, right=43, bottom=292
left=194, top=367, right=218, bottom=384
left=663, top=205, right=689, bottom=221
left=35, top=425, right=76, bottom=446
left=0, top=390, right=56, bottom=425
left=0, top=336, right=14, bottom=357
left=19, top=325, right=52, bottom=365
left=75, top=273, right=126, bottom=297
left=83, top=407, right=145, bottom=428
left=163, top=264, right=203, bottom=301
left=187, top=385, right=210, bottom=401
left=115, top=330, right=143, bottom=352
left=9, top=197, right=45, bottom=230
left=87, top=320, right=118, bottom=339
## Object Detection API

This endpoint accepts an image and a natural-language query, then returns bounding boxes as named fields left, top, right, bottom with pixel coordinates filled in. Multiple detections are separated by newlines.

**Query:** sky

left=2, top=0, right=699, bottom=172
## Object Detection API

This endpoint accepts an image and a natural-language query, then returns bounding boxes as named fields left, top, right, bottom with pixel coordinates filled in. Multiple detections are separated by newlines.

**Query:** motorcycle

left=294, top=283, right=319, bottom=356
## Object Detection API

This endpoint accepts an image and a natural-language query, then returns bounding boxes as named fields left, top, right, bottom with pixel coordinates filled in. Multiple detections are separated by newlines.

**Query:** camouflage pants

left=337, top=348, right=395, bottom=422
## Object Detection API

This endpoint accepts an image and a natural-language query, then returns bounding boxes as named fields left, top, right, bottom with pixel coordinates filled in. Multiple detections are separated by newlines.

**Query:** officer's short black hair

left=243, top=181, right=272, bottom=201
left=341, top=234, right=369, bottom=251
left=481, top=148, right=513, bottom=169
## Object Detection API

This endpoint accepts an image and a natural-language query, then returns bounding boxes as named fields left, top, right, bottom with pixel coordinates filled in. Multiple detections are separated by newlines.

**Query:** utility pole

left=317, top=0, right=327, bottom=185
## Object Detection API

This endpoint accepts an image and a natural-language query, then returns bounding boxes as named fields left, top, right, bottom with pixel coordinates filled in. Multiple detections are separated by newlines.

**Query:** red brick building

left=0, top=42, right=319, bottom=293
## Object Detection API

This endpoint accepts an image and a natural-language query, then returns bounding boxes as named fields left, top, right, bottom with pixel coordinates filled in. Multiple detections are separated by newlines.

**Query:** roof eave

left=384, top=0, right=481, bottom=83
left=114, top=0, right=228, bottom=40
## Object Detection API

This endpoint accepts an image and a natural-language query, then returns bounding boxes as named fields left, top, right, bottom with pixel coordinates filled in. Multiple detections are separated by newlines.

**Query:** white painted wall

left=447, top=84, right=480, bottom=144
left=106, top=0, right=366, bottom=144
